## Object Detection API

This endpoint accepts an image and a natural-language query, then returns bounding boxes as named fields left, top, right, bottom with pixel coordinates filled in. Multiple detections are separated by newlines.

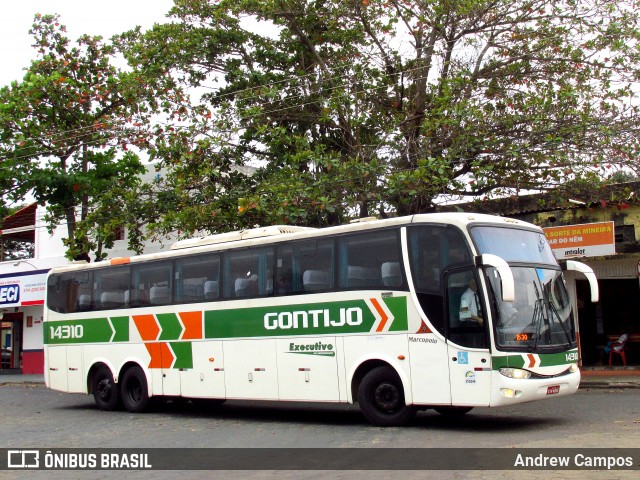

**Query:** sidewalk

left=579, top=367, right=640, bottom=389
left=1, top=369, right=639, bottom=388
left=0, top=372, right=44, bottom=386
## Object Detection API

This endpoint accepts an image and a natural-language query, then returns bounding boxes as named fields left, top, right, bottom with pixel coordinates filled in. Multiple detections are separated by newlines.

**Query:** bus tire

left=120, top=366, right=150, bottom=413
left=358, top=366, right=416, bottom=426
left=92, top=366, right=120, bottom=411
left=433, top=406, right=473, bottom=416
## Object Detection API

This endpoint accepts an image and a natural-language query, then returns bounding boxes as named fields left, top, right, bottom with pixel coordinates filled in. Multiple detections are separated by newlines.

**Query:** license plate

left=546, top=385, right=560, bottom=395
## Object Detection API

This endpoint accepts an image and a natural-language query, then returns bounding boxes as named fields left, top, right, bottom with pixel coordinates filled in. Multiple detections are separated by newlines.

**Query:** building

left=0, top=202, right=175, bottom=374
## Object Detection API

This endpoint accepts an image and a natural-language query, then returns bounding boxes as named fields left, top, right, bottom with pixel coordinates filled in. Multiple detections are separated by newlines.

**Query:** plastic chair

left=609, top=334, right=629, bottom=367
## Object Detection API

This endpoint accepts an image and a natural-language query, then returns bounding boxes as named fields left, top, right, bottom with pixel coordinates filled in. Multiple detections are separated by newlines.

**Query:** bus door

left=445, top=269, right=491, bottom=406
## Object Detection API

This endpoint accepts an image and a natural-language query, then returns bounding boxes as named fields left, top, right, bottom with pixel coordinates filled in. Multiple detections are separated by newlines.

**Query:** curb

left=0, top=381, right=44, bottom=387
left=579, top=382, right=640, bottom=389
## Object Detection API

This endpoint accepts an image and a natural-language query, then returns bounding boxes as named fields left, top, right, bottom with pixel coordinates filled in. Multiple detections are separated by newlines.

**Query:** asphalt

left=1, top=368, right=639, bottom=388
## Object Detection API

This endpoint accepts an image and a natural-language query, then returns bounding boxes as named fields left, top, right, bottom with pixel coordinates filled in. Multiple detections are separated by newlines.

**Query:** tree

left=113, top=0, right=640, bottom=238
left=0, top=14, right=181, bottom=259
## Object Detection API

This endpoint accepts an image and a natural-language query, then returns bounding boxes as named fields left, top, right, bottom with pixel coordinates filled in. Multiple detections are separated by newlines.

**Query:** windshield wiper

left=530, top=281, right=545, bottom=352
left=548, top=295, right=573, bottom=346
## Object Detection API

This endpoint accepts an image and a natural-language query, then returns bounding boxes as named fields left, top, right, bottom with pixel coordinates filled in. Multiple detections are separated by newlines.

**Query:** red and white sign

left=546, top=385, right=560, bottom=395
left=0, top=272, right=47, bottom=307
left=543, top=221, right=615, bottom=260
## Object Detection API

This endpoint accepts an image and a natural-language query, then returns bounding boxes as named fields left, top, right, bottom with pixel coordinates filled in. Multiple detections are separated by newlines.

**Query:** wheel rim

left=127, top=378, right=143, bottom=404
left=96, top=377, right=113, bottom=401
left=373, top=382, right=401, bottom=412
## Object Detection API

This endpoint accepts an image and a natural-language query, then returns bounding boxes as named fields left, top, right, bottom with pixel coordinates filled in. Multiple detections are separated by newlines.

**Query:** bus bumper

left=489, top=369, right=580, bottom=407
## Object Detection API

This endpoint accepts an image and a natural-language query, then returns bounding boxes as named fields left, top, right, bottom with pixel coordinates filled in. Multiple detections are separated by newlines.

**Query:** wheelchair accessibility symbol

left=457, top=352, right=469, bottom=364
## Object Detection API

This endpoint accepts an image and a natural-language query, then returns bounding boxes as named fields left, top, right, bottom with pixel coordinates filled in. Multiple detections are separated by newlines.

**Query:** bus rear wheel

left=120, top=366, right=150, bottom=413
left=92, top=366, right=120, bottom=411
left=358, top=366, right=416, bottom=426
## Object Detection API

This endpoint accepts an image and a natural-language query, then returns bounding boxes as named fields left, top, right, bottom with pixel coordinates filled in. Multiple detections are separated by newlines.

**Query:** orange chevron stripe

left=145, top=342, right=174, bottom=369
left=133, top=314, right=160, bottom=341
left=527, top=353, right=536, bottom=368
left=179, top=311, right=203, bottom=340
left=370, top=298, right=389, bottom=333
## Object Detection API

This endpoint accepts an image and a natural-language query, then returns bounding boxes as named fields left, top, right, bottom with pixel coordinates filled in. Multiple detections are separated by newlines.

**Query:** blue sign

left=0, top=284, right=20, bottom=305
left=457, top=351, right=469, bottom=364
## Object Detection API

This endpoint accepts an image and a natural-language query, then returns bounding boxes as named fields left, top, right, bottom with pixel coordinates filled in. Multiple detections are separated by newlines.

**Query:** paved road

left=1, top=384, right=638, bottom=479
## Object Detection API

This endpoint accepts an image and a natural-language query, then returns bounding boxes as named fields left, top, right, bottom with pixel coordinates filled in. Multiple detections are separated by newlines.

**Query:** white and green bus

left=44, top=213, right=598, bottom=426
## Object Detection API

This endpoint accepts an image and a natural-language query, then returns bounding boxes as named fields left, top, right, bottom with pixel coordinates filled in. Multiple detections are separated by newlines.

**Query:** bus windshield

left=470, top=226, right=556, bottom=265
left=470, top=225, right=576, bottom=351
left=486, top=266, right=576, bottom=351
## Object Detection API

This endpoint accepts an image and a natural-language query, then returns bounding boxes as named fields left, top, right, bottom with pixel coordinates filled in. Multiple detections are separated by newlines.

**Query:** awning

left=1, top=203, right=37, bottom=242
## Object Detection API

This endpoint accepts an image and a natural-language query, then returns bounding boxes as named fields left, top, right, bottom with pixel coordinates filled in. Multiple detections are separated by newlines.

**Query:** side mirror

left=475, top=254, right=515, bottom=302
left=561, top=260, right=599, bottom=303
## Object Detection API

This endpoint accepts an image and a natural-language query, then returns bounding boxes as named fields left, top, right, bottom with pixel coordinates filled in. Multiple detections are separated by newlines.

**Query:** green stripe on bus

left=45, top=318, right=113, bottom=344
left=170, top=341, right=193, bottom=369
left=110, top=316, right=129, bottom=342
left=44, top=296, right=408, bottom=344
left=492, top=350, right=579, bottom=370
left=157, top=313, right=183, bottom=341
left=203, top=297, right=408, bottom=339
left=385, top=297, right=409, bottom=332
left=539, top=350, right=579, bottom=366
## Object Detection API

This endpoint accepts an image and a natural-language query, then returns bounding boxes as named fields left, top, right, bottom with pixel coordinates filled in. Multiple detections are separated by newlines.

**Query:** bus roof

left=48, top=213, right=538, bottom=274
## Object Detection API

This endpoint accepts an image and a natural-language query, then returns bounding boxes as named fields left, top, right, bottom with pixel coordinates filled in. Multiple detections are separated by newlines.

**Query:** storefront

left=574, top=255, right=640, bottom=367
left=0, top=260, right=67, bottom=374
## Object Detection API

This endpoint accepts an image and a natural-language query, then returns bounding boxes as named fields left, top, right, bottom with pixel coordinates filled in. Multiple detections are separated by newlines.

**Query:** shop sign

left=0, top=284, right=20, bottom=304
left=0, top=272, right=48, bottom=307
left=543, top=221, right=615, bottom=260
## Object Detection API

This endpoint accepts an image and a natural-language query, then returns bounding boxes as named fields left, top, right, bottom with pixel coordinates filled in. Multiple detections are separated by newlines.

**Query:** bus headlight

left=569, top=363, right=579, bottom=373
left=499, top=368, right=532, bottom=379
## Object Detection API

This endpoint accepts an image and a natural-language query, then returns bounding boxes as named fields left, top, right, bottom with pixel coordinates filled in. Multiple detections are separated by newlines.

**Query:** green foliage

left=0, top=14, right=182, bottom=259
left=111, top=0, right=640, bottom=237
left=5, top=2, right=640, bottom=256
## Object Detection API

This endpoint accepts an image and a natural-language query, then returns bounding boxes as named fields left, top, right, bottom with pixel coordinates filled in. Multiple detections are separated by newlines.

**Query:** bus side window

left=95, top=266, right=130, bottom=310
left=75, top=272, right=93, bottom=312
left=408, top=225, right=473, bottom=336
left=446, top=269, right=487, bottom=349
left=275, top=245, right=295, bottom=295
left=223, top=248, right=274, bottom=299
left=47, top=274, right=81, bottom=314
left=176, top=254, right=219, bottom=304
left=338, top=230, right=403, bottom=290
left=294, top=240, right=334, bottom=293
left=134, top=263, right=171, bottom=307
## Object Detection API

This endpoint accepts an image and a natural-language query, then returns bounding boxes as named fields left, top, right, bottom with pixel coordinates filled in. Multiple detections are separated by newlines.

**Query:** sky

left=0, top=0, right=175, bottom=86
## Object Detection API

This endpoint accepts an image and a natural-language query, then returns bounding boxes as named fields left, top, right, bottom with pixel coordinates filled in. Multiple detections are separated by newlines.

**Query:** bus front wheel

left=92, top=366, right=120, bottom=411
left=120, top=366, right=150, bottom=413
left=358, top=366, right=416, bottom=426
